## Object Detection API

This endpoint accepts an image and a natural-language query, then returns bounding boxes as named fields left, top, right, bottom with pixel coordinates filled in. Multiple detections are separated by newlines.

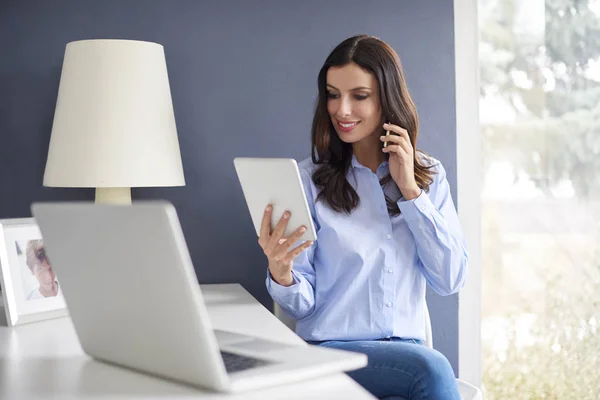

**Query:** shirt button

left=387, top=268, right=393, bottom=273
left=386, top=302, right=392, bottom=307
left=386, top=234, right=391, bottom=240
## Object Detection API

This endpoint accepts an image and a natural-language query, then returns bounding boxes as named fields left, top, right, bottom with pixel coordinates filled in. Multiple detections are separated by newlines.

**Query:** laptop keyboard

left=220, top=351, right=272, bottom=373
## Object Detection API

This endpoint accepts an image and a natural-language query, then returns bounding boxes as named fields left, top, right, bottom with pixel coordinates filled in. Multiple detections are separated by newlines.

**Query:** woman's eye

left=354, top=94, right=369, bottom=100
left=326, top=92, right=339, bottom=99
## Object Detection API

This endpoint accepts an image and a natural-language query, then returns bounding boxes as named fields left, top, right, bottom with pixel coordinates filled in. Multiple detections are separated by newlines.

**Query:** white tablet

left=233, top=157, right=317, bottom=242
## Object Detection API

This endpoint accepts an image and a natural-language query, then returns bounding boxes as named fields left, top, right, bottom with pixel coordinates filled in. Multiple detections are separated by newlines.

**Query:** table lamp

left=43, top=39, right=185, bottom=204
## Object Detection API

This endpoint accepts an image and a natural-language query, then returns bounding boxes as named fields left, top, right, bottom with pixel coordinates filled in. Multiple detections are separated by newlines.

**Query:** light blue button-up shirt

left=266, top=154, right=468, bottom=342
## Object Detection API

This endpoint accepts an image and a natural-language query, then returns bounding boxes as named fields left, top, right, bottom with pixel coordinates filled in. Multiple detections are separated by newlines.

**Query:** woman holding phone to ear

left=259, top=35, right=467, bottom=400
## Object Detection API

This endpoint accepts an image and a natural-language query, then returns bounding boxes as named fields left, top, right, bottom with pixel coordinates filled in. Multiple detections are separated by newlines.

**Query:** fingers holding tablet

left=259, top=206, right=313, bottom=286
left=258, top=205, right=273, bottom=249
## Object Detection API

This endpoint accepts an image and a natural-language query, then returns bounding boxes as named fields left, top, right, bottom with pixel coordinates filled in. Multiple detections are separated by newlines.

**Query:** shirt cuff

left=266, top=269, right=301, bottom=298
left=397, top=189, right=434, bottom=222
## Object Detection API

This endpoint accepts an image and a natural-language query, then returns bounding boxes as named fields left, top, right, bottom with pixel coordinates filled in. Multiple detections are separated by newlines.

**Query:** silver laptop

left=31, top=201, right=367, bottom=393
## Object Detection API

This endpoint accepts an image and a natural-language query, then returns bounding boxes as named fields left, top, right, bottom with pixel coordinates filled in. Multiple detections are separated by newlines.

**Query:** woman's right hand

left=258, top=205, right=314, bottom=287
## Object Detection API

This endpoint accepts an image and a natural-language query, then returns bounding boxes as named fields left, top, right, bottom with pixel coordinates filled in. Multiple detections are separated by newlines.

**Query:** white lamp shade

left=44, top=39, right=185, bottom=188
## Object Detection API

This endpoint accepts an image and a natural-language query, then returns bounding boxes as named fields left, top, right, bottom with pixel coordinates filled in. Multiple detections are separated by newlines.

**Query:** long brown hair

left=311, top=35, right=434, bottom=215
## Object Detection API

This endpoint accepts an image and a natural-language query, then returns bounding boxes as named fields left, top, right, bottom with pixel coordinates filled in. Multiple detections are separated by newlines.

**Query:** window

left=479, top=0, right=600, bottom=397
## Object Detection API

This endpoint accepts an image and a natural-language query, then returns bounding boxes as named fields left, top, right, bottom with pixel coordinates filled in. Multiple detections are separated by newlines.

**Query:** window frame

left=455, top=0, right=482, bottom=387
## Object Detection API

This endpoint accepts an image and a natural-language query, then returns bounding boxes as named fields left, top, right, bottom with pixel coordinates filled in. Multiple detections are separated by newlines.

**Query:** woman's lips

left=337, top=121, right=360, bottom=133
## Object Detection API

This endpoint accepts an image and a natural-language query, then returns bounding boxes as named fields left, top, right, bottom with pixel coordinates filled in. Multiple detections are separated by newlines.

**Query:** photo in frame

left=0, top=218, right=68, bottom=326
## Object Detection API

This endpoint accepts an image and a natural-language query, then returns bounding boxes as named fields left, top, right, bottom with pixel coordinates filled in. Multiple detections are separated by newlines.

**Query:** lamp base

left=95, top=188, right=132, bottom=204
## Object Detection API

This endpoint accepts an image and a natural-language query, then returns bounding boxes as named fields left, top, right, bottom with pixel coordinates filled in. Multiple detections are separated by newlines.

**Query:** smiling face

left=326, top=62, right=382, bottom=145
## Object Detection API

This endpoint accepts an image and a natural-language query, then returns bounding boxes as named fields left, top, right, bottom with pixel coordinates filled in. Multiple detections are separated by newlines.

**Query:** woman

left=260, top=35, right=467, bottom=400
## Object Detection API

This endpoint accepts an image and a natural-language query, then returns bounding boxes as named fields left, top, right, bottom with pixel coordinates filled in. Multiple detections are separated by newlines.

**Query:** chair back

left=274, top=303, right=296, bottom=330
left=423, top=302, right=433, bottom=348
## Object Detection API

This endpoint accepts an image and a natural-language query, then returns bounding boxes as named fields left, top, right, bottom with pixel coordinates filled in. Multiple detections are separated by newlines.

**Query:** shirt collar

left=351, top=154, right=389, bottom=173
left=351, top=154, right=363, bottom=169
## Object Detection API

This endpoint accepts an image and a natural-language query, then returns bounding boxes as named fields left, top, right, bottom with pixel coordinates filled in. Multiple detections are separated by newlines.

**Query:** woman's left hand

left=381, top=123, right=421, bottom=200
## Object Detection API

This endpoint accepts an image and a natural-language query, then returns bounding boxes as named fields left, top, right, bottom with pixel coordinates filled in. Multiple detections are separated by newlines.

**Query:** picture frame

left=0, top=217, right=68, bottom=326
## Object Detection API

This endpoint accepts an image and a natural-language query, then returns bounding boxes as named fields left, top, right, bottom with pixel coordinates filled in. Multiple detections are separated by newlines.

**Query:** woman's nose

left=337, top=96, right=352, bottom=117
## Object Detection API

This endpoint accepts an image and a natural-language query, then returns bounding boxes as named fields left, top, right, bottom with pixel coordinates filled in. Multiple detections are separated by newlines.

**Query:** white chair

left=274, top=303, right=482, bottom=400
left=423, top=305, right=482, bottom=400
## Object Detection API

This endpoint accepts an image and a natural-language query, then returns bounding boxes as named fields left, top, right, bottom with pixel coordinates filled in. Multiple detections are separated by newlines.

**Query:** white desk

left=0, top=284, right=375, bottom=400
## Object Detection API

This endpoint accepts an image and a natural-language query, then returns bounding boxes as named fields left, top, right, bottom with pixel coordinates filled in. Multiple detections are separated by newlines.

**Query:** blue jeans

left=310, top=338, right=460, bottom=400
